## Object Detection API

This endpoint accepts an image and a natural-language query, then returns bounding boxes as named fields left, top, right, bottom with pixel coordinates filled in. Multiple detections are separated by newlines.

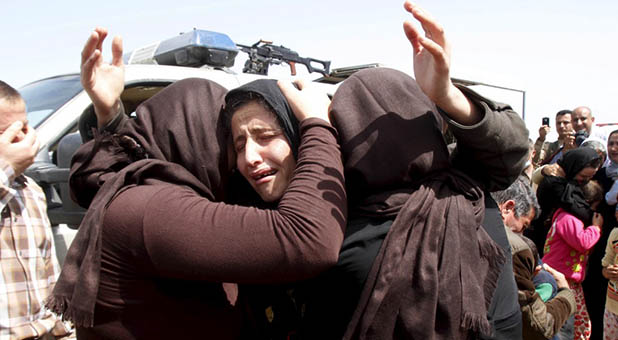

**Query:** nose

left=243, top=138, right=263, bottom=167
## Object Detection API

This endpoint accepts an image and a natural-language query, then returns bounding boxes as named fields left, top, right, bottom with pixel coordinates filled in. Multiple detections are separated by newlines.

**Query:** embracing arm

left=137, top=119, right=346, bottom=284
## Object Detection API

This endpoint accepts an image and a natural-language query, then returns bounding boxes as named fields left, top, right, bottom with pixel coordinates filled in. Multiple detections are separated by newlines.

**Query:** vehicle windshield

left=19, top=75, right=83, bottom=128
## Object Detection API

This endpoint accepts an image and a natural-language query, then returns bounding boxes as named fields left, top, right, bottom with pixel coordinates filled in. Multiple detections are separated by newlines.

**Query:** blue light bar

left=153, top=30, right=238, bottom=68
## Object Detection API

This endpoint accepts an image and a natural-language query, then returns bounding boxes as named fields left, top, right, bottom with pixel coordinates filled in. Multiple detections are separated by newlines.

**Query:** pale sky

left=2, top=0, right=617, bottom=140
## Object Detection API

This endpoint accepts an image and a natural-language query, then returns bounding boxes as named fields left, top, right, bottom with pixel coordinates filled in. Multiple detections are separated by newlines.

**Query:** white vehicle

left=20, top=30, right=375, bottom=262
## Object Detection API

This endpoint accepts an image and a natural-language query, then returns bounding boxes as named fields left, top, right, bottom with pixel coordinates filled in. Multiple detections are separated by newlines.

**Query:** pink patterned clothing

left=572, top=282, right=592, bottom=340
left=604, top=308, right=618, bottom=340
left=543, top=208, right=602, bottom=283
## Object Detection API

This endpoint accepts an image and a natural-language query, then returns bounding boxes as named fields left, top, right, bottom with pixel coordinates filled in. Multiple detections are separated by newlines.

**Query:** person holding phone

left=533, top=109, right=576, bottom=167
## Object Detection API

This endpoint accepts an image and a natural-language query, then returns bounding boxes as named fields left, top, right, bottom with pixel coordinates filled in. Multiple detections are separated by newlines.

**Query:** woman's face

left=608, top=132, right=618, bottom=164
left=574, top=166, right=598, bottom=184
left=231, top=101, right=295, bottom=202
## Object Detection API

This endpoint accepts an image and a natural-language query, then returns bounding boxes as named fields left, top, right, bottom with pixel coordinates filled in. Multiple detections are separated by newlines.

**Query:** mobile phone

left=542, top=117, right=550, bottom=126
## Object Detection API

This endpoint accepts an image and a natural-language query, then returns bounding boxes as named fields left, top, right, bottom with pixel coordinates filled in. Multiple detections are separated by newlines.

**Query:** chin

left=255, top=188, right=276, bottom=203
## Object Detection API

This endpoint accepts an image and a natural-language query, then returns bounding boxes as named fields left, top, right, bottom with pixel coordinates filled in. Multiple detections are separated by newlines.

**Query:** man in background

left=0, top=80, right=71, bottom=339
left=492, top=178, right=575, bottom=339
left=572, top=106, right=609, bottom=143
left=533, top=110, right=575, bottom=166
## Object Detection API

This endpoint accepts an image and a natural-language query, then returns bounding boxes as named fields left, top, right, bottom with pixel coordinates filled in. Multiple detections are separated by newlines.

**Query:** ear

left=499, top=200, right=515, bottom=220
left=504, top=200, right=516, bottom=211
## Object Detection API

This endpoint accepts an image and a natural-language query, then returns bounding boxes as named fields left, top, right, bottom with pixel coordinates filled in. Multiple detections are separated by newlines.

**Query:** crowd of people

left=1, top=1, right=617, bottom=340
left=491, top=112, right=617, bottom=340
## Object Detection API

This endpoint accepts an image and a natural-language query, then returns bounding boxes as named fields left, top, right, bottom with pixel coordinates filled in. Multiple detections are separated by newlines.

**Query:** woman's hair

left=582, top=154, right=603, bottom=170
left=580, top=139, right=607, bottom=164
left=223, top=91, right=276, bottom=130
left=581, top=180, right=603, bottom=205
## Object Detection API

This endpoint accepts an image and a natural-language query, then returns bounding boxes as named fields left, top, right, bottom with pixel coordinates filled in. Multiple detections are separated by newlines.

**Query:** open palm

left=81, top=27, right=124, bottom=122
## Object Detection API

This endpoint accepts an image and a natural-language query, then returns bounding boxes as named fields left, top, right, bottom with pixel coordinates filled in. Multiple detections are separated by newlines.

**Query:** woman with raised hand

left=46, top=27, right=346, bottom=339
left=300, top=2, right=529, bottom=339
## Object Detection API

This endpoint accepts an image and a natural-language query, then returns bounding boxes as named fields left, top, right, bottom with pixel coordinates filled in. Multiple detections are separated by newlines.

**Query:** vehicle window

left=121, top=84, right=169, bottom=114
left=20, top=75, right=83, bottom=128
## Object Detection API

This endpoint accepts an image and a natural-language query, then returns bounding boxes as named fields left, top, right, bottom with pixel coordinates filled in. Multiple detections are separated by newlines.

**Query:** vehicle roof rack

left=315, top=63, right=383, bottom=84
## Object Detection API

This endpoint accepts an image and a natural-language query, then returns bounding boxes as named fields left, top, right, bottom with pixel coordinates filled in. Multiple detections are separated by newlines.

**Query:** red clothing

left=543, top=208, right=601, bottom=283
left=76, top=119, right=346, bottom=339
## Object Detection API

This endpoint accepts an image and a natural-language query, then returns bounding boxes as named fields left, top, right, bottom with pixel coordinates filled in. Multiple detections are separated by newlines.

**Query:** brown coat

left=506, top=228, right=575, bottom=339
left=52, top=78, right=347, bottom=339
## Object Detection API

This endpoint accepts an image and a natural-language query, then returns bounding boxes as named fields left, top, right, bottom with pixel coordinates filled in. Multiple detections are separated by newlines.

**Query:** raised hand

left=538, top=125, right=550, bottom=141
left=277, top=80, right=331, bottom=123
left=0, top=122, right=39, bottom=176
left=81, top=27, right=124, bottom=127
left=402, top=1, right=481, bottom=125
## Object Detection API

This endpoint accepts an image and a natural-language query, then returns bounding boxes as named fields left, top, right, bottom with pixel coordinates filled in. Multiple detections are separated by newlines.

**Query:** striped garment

left=0, top=161, right=70, bottom=340
left=602, top=228, right=618, bottom=316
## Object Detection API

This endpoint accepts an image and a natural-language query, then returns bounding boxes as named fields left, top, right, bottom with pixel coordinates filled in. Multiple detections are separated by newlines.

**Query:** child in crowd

left=543, top=180, right=605, bottom=340
left=602, top=227, right=618, bottom=340
left=523, top=236, right=559, bottom=301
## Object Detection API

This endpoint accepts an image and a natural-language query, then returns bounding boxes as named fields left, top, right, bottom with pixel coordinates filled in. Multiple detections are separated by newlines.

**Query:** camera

left=574, top=129, right=589, bottom=146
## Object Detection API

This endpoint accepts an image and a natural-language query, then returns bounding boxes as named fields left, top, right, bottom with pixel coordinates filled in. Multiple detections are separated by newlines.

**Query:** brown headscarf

left=330, top=68, right=504, bottom=339
left=46, top=78, right=229, bottom=327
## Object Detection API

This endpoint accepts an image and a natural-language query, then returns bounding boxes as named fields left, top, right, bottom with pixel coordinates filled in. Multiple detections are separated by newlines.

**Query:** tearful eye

left=258, top=131, right=280, bottom=142
left=234, top=142, right=245, bottom=153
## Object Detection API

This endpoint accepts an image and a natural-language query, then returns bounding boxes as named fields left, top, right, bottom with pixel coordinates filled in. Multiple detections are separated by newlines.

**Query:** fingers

left=277, top=80, right=330, bottom=122
left=292, top=78, right=307, bottom=90
left=111, top=36, right=124, bottom=67
left=0, top=121, right=24, bottom=144
left=81, top=31, right=100, bottom=66
left=81, top=49, right=101, bottom=88
left=417, top=34, right=448, bottom=67
left=94, top=27, right=108, bottom=52
left=542, top=263, right=550, bottom=270
left=19, top=126, right=40, bottom=157
left=556, top=166, right=566, bottom=178
left=542, top=263, right=556, bottom=274
left=403, top=21, right=422, bottom=54
left=278, top=79, right=300, bottom=99
left=404, top=1, right=446, bottom=48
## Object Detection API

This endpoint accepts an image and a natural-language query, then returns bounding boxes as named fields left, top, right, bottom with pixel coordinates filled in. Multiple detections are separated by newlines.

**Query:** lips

left=251, top=169, right=277, bottom=183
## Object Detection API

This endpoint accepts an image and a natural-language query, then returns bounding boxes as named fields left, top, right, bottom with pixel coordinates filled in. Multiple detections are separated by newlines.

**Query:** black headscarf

left=225, top=79, right=300, bottom=158
left=223, top=79, right=300, bottom=206
left=46, top=78, right=229, bottom=327
left=537, top=147, right=601, bottom=225
left=331, top=68, right=504, bottom=339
